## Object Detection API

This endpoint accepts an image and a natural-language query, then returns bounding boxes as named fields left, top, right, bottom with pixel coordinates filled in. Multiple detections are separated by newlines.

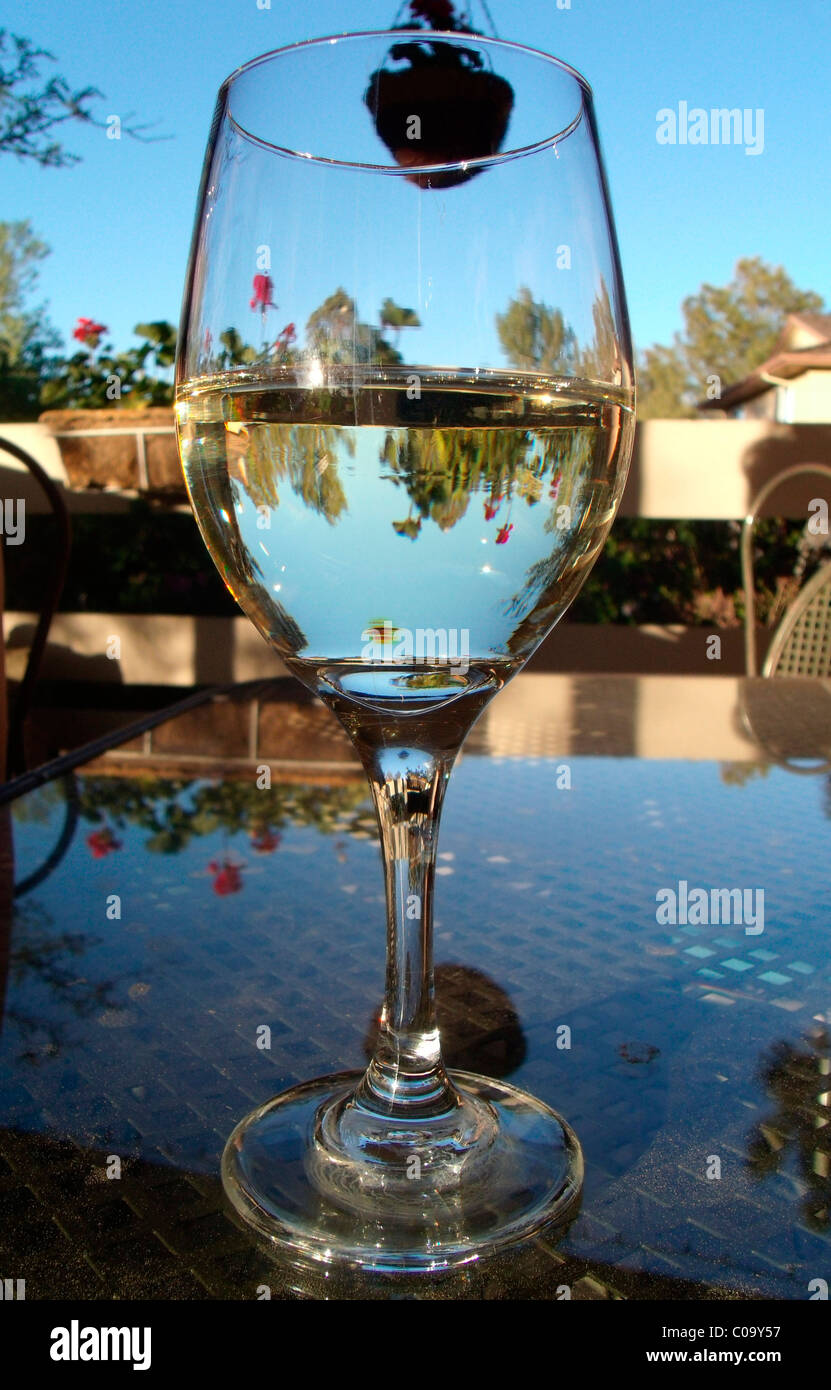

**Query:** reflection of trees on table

left=75, top=776, right=375, bottom=855
left=747, top=1026, right=831, bottom=1231
left=7, top=897, right=120, bottom=1062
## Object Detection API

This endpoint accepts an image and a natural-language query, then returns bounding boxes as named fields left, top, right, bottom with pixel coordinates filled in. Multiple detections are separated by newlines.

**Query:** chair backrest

left=0, top=436, right=72, bottom=775
left=741, top=463, right=831, bottom=676
left=762, top=559, right=831, bottom=677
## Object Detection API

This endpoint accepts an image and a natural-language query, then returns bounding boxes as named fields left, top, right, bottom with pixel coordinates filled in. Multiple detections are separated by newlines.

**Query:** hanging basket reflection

left=365, top=33, right=514, bottom=189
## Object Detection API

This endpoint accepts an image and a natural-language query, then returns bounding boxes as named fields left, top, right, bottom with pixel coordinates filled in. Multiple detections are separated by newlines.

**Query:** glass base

left=222, top=1069, right=583, bottom=1271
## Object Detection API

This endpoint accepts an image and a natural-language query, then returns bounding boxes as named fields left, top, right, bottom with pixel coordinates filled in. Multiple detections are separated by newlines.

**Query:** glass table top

left=1, top=674, right=830, bottom=1299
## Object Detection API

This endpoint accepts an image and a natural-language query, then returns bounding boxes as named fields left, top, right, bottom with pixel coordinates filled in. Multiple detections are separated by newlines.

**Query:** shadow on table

left=746, top=1023, right=831, bottom=1235
left=363, top=963, right=527, bottom=1078
left=0, top=1128, right=764, bottom=1301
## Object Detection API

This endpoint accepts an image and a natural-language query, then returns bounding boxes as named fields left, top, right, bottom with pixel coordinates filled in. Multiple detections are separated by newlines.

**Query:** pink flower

left=274, top=322, right=296, bottom=353
left=250, top=275, right=276, bottom=310
left=495, top=523, right=514, bottom=545
left=73, top=317, right=107, bottom=349
left=549, top=470, right=562, bottom=499
left=208, top=859, right=243, bottom=896
left=251, top=829, right=281, bottom=854
left=86, top=827, right=122, bottom=859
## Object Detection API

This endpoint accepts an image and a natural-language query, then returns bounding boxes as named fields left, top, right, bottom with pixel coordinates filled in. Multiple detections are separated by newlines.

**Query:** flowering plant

left=72, top=317, right=108, bottom=350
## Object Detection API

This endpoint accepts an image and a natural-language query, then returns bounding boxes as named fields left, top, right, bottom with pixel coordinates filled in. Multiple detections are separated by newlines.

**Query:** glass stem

left=355, top=739, right=459, bottom=1120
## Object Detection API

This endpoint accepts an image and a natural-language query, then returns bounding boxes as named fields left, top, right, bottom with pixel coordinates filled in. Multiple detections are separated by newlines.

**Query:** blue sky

left=3, top=0, right=829, bottom=360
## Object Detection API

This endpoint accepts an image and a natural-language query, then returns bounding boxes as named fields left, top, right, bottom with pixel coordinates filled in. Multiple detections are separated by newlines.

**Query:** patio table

left=1, top=672, right=830, bottom=1301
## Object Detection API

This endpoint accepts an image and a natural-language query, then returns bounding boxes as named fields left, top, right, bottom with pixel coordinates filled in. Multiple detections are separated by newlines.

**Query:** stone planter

left=39, top=408, right=185, bottom=497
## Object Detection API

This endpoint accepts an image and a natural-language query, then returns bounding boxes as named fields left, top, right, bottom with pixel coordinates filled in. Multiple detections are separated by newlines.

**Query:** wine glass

left=175, top=29, right=634, bottom=1271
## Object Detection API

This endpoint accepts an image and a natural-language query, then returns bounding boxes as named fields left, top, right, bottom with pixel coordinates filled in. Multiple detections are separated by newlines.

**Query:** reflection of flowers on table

left=85, top=827, right=122, bottom=858
left=208, top=859, right=244, bottom=896
left=250, top=828, right=281, bottom=854
left=75, top=777, right=374, bottom=855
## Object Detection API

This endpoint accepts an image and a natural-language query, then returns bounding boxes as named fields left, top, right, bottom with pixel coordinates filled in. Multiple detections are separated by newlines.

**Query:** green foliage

left=379, top=297, right=421, bottom=331
left=0, top=341, right=52, bottom=419
left=638, top=257, right=826, bottom=419
left=74, top=775, right=375, bottom=853
left=133, top=320, right=176, bottom=368
left=681, top=259, right=823, bottom=388
left=637, top=344, right=697, bottom=421
left=572, top=517, right=807, bottom=626
left=0, top=218, right=62, bottom=418
left=0, top=222, right=180, bottom=417
left=0, top=219, right=55, bottom=356
left=216, top=327, right=259, bottom=369
left=0, top=29, right=165, bottom=167
left=40, top=320, right=179, bottom=409
left=305, top=288, right=402, bottom=366
left=496, top=286, right=576, bottom=374
left=3, top=503, right=237, bottom=617
left=0, top=30, right=101, bottom=167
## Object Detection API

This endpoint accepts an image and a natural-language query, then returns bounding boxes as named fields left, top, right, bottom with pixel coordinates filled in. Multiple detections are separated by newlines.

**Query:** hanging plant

left=365, top=0, right=513, bottom=188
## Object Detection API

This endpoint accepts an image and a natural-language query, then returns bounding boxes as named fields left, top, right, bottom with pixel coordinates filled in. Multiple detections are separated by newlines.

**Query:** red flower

left=251, top=829, right=281, bottom=854
left=274, top=322, right=296, bottom=352
left=86, top=827, right=122, bottom=858
left=250, top=275, right=276, bottom=310
left=73, top=317, right=107, bottom=349
left=484, top=499, right=499, bottom=521
left=208, top=859, right=243, bottom=895
left=548, top=470, right=562, bottom=499
left=495, top=523, right=514, bottom=545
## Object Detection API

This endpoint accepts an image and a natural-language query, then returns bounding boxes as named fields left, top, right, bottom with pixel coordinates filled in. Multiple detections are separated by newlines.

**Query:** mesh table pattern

left=1, top=677, right=830, bottom=1299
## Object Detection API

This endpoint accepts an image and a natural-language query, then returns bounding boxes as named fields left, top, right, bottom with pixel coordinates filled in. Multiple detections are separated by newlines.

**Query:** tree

left=306, top=288, right=403, bottom=366
left=637, top=344, right=697, bottom=421
left=0, top=218, right=61, bottom=419
left=496, top=286, right=576, bottom=374
left=379, top=297, right=421, bottom=332
left=0, top=219, right=55, bottom=356
left=638, top=257, right=826, bottom=419
left=0, top=29, right=166, bottom=166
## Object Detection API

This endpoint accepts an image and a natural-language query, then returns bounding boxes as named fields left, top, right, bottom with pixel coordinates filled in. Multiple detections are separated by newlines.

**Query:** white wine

left=176, top=367, right=634, bottom=711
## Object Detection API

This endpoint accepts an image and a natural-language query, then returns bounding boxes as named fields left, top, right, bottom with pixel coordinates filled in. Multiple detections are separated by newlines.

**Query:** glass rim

left=219, top=29, right=592, bottom=176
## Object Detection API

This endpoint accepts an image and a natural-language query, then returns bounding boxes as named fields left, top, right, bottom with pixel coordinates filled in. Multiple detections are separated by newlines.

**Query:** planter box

left=38, top=408, right=184, bottom=496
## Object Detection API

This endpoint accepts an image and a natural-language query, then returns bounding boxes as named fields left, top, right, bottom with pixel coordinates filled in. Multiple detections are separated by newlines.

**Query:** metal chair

left=741, top=463, right=831, bottom=677
left=0, top=436, right=72, bottom=776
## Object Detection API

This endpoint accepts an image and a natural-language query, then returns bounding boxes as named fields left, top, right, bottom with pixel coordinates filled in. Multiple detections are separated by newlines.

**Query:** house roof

left=784, top=311, right=831, bottom=341
left=699, top=311, right=831, bottom=411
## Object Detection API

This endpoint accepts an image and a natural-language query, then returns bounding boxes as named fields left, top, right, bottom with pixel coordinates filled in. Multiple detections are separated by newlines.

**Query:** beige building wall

left=787, top=371, right=831, bottom=423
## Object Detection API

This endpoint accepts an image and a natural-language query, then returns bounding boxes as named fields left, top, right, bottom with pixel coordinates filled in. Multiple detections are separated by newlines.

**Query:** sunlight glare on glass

left=304, top=358, right=325, bottom=388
